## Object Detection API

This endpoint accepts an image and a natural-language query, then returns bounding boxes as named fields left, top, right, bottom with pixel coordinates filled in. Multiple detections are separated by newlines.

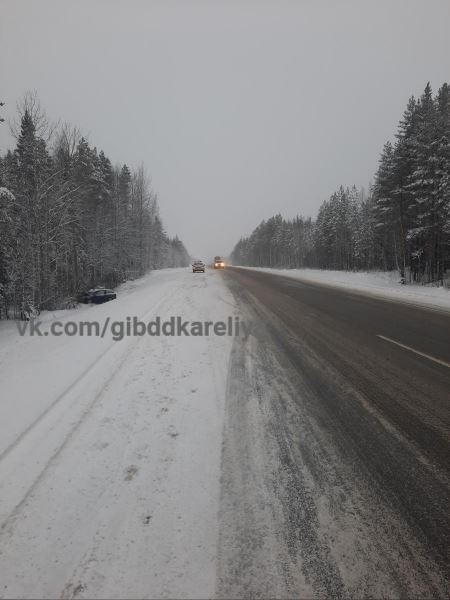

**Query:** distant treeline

left=0, top=93, right=190, bottom=318
left=231, top=82, right=450, bottom=284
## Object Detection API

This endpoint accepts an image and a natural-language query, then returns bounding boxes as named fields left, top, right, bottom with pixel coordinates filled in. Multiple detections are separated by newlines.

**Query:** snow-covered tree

left=0, top=94, right=190, bottom=318
left=232, top=80, right=450, bottom=283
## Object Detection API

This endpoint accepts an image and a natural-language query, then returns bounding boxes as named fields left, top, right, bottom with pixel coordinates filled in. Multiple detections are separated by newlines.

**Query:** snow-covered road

left=0, top=269, right=236, bottom=599
left=1, top=267, right=449, bottom=599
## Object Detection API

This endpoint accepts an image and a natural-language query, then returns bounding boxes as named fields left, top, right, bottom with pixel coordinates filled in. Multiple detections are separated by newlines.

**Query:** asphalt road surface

left=217, top=267, right=450, bottom=599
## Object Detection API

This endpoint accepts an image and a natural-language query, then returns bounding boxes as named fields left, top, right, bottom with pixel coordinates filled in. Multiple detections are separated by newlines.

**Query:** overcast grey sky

left=1, top=1, right=450, bottom=259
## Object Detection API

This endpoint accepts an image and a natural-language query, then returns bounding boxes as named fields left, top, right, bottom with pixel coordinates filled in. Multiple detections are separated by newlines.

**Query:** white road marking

left=376, top=335, right=450, bottom=369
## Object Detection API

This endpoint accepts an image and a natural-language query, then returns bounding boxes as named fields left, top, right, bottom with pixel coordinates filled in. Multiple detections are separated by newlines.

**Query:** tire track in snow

left=0, top=269, right=234, bottom=599
left=0, top=282, right=183, bottom=533
left=217, top=269, right=450, bottom=598
left=0, top=284, right=179, bottom=465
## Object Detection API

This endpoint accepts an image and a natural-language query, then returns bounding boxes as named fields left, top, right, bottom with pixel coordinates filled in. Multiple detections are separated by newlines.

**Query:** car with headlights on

left=214, top=256, right=225, bottom=269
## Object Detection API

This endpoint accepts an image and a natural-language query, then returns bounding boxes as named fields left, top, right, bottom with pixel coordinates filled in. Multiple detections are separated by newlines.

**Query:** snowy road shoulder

left=0, top=269, right=237, bottom=599
left=237, top=267, right=450, bottom=312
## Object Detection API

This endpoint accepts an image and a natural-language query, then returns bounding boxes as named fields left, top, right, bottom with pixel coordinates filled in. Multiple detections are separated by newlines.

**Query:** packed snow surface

left=0, top=268, right=236, bottom=599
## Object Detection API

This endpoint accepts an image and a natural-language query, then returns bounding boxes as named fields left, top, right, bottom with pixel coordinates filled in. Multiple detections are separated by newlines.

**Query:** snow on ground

left=239, top=267, right=450, bottom=312
left=0, top=268, right=238, bottom=599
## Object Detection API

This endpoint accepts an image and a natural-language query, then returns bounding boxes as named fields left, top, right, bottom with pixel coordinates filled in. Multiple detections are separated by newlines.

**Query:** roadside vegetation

left=0, top=93, right=190, bottom=319
left=231, top=82, right=450, bottom=286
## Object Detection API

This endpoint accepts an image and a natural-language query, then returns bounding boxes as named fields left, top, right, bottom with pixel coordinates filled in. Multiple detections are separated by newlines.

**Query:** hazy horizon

left=1, top=0, right=450, bottom=259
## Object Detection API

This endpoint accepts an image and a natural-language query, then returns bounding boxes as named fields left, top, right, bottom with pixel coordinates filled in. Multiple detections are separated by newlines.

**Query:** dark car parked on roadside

left=77, top=288, right=117, bottom=304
